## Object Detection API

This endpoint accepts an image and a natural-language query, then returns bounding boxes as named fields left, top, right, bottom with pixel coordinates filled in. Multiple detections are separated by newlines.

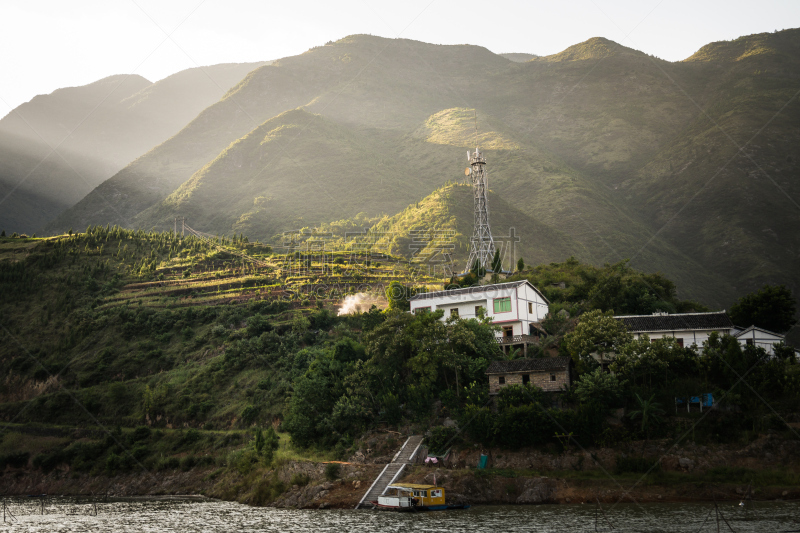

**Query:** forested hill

left=0, top=230, right=796, bottom=498
left=7, top=29, right=800, bottom=309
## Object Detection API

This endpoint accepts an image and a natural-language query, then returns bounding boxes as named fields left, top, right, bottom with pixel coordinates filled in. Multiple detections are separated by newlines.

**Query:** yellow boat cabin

left=376, top=483, right=446, bottom=510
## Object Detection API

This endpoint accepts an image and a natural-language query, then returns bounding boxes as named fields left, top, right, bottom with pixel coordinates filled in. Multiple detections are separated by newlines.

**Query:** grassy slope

left=369, top=183, right=584, bottom=268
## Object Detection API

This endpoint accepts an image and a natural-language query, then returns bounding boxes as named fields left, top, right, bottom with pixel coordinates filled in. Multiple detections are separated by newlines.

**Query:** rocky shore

left=2, top=434, right=797, bottom=509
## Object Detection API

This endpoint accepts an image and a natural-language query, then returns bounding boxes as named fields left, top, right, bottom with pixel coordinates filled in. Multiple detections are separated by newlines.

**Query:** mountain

left=0, top=62, right=267, bottom=233
left=499, top=53, right=539, bottom=62
left=43, top=30, right=800, bottom=308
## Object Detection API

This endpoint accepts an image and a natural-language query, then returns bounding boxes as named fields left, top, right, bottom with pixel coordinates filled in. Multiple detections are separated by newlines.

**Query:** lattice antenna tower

left=464, top=111, right=496, bottom=273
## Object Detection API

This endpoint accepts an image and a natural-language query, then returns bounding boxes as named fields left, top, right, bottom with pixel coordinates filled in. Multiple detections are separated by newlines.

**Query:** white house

left=409, top=280, right=550, bottom=353
left=613, top=311, right=736, bottom=349
left=733, top=325, right=787, bottom=355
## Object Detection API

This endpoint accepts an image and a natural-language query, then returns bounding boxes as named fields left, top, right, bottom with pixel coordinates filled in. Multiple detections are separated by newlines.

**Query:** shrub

left=324, top=462, right=340, bottom=481
left=0, top=451, right=29, bottom=469
left=105, top=453, right=123, bottom=475
left=251, top=473, right=286, bottom=506
left=33, top=450, right=68, bottom=473
left=241, top=405, right=260, bottom=426
left=615, top=455, right=661, bottom=475
left=181, top=428, right=202, bottom=446
left=130, top=426, right=151, bottom=443
left=227, top=449, right=259, bottom=475
left=180, top=455, right=197, bottom=471
left=426, top=426, right=461, bottom=454
left=290, top=472, right=311, bottom=487
left=158, top=457, right=180, bottom=471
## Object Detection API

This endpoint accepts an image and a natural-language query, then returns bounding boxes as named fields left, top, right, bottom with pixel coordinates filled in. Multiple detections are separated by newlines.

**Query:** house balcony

left=496, top=334, right=540, bottom=345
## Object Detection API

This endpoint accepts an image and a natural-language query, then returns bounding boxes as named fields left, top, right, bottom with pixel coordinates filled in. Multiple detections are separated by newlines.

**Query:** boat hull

left=371, top=501, right=470, bottom=512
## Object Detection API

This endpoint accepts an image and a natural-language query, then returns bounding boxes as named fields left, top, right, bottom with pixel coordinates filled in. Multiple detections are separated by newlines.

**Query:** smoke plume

left=337, top=292, right=388, bottom=316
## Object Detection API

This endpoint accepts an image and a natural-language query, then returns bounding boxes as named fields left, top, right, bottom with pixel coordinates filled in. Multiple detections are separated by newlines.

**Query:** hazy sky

left=2, top=0, right=799, bottom=116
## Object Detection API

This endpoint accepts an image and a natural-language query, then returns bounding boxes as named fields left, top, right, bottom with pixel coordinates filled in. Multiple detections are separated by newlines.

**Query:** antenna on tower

left=463, top=114, right=496, bottom=274
left=474, top=109, right=478, bottom=150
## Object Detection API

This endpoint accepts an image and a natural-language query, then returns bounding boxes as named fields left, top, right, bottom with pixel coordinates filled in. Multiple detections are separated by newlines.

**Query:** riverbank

left=3, top=432, right=798, bottom=509
left=2, top=462, right=798, bottom=509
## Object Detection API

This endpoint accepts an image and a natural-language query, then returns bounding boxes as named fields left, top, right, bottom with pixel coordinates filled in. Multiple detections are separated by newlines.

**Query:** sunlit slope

left=369, top=183, right=584, bottom=268
left=133, top=109, right=422, bottom=238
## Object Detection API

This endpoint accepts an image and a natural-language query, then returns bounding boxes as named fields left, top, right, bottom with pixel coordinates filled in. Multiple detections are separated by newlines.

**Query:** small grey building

left=485, top=357, right=572, bottom=395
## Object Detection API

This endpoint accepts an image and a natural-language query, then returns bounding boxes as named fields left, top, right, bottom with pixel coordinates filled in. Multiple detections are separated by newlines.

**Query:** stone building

left=485, top=357, right=572, bottom=395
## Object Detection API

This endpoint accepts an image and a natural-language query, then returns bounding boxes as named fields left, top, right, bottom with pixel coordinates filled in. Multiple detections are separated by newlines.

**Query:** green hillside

left=40, top=30, right=800, bottom=308
left=368, top=183, right=583, bottom=267
left=2, top=228, right=797, bottom=504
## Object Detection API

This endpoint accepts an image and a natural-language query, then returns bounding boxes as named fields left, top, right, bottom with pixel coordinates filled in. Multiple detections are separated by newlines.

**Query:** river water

left=0, top=497, right=797, bottom=532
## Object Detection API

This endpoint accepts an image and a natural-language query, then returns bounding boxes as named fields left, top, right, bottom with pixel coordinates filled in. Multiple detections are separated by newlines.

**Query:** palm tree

left=504, top=347, right=522, bottom=361
left=628, top=393, right=665, bottom=455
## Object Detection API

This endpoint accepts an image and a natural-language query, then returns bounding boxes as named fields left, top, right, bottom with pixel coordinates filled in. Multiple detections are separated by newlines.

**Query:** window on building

left=746, top=338, right=753, bottom=346
left=550, top=373, right=556, bottom=382
left=414, top=306, right=430, bottom=315
left=498, top=376, right=505, bottom=385
left=528, top=302, right=533, bottom=314
left=503, top=326, right=513, bottom=338
left=522, top=374, right=530, bottom=385
left=450, top=308, right=459, bottom=318
left=676, top=338, right=684, bottom=348
left=493, top=296, right=511, bottom=313
left=475, top=305, right=483, bottom=316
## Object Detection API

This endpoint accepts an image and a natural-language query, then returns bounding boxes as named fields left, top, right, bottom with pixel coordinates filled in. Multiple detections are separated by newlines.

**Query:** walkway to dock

left=355, top=435, right=424, bottom=509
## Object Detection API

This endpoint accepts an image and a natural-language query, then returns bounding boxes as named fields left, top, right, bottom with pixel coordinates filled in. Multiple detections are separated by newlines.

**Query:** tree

left=470, top=260, right=485, bottom=279
left=561, top=310, right=633, bottom=372
left=517, top=257, right=524, bottom=272
left=574, top=368, right=625, bottom=410
left=611, top=336, right=699, bottom=389
left=628, top=393, right=665, bottom=452
left=386, top=280, right=412, bottom=311
left=254, top=426, right=280, bottom=463
left=729, top=285, right=796, bottom=333
left=491, top=250, right=502, bottom=273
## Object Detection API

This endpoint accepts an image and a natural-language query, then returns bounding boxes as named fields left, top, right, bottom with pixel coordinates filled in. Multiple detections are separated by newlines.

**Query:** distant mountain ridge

left=12, top=29, right=800, bottom=308
left=0, top=61, right=268, bottom=233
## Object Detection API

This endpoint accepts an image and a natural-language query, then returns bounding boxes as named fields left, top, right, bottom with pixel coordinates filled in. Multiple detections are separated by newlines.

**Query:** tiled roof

left=733, top=325, right=784, bottom=338
left=410, top=280, right=549, bottom=304
left=485, top=356, right=571, bottom=374
left=614, top=311, right=733, bottom=333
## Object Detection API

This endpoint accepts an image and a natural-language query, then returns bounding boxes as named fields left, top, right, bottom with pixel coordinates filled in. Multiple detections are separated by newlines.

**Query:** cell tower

left=464, top=140, right=497, bottom=273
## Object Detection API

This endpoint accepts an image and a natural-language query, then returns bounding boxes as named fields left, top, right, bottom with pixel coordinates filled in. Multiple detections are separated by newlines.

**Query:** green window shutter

left=494, top=297, right=511, bottom=313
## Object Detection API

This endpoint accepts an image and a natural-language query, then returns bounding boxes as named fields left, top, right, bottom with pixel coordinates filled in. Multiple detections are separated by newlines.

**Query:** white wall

left=631, top=329, right=735, bottom=349
left=736, top=328, right=785, bottom=355
left=409, top=282, right=549, bottom=338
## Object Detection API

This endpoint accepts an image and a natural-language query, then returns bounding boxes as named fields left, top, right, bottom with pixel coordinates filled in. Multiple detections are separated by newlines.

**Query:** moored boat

left=373, top=483, right=470, bottom=511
